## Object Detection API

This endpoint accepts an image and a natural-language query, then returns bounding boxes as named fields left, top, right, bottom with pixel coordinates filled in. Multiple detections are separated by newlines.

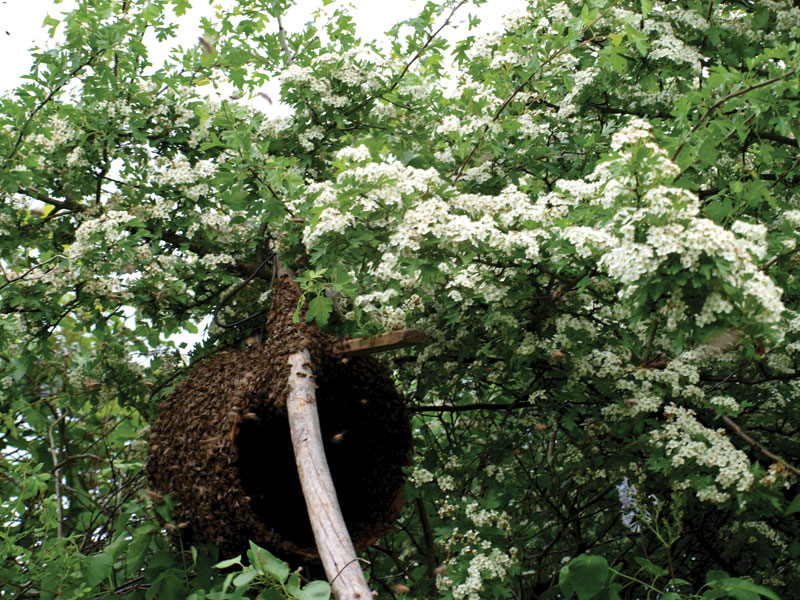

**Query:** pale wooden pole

left=278, top=262, right=425, bottom=599
left=336, top=329, right=426, bottom=357
left=286, top=349, right=374, bottom=600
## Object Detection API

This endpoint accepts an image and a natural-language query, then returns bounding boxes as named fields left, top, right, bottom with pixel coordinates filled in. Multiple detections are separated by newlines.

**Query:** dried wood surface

left=337, top=329, right=426, bottom=356
left=286, top=349, right=373, bottom=600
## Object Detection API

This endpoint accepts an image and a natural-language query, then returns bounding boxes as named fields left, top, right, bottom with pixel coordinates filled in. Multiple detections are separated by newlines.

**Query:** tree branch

left=276, top=13, right=294, bottom=66
left=671, top=69, right=796, bottom=161
left=755, top=130, right=798, bottom=148
left=17, top=187, right=268, bottom=281
left=0, top=255, right=68, bottom=292
left=414, top=497, right=438, bottom=579
left=5, top=49, right=106, bottom=163
left=384, top=1, right=467, bottom=96
left=47, top=411, right=66, bottom=538
left=411, top=401, right=534, bottom=413
left=453, top=0, right=619, bottom=184
left=719, top=413, right=800, bottom=477
left=286, top=349, right=373, bottom=600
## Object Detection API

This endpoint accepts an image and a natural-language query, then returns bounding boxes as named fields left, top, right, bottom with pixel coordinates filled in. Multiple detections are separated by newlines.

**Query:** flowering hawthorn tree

left=2, top=0, right=800, bottom=598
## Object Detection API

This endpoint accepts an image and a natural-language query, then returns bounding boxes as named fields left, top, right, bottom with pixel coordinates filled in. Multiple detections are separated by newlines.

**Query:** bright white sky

left=0, top=0, right=526, bottom=96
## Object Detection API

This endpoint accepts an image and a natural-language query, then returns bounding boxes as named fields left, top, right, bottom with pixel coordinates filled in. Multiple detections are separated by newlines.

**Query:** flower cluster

left=651, top=404, right=754, bottom=503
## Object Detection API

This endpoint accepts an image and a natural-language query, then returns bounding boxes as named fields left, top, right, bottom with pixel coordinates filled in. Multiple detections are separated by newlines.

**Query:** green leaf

left=286, top=573, right=302, bottom=597
left=171, top=0, right=191, bottom=16
left=85, top=552, right=115, bottom=587
left=233, top=569, right=256, bottom=587
left=295, top=580, right=332, bottom=600
left=716, top=578, right=781, bottom=600
left=213, top=555, right=242, bottom=569
left=697, top=138, right=719, bottom=166
left=42, top=14, right=60, bottom=37
left=306, top=295, right=333, bottom=326
left=249, top=542, right=290, bottom=583
left=634, top=556, right=668, bottom=577
left=786, top=493, right=800, bottom=515
left=560, top=554, right=609, bottom=600
left=706, top=570, right=730, bottom=584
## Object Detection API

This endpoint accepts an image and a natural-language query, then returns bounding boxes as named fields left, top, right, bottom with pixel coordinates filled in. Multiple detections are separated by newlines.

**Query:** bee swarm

left=146, top=274, right=412, bottom=557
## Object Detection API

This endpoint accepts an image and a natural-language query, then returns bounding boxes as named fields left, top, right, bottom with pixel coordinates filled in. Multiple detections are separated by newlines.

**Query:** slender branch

left=721, top=112, right=755, bottom=145
left=719, top=413, right=800, bottom=477
left=51, top=453, right=103, bottom=472
left=454, top=8, right=617, bottom=184
left=286, top=349, right=373, bottom=600
left=414, top=497, right=438, bottom=578
left=0, top=255, right=68, bottom=292
left=277, top=14, right=294, bottom=66
left=754, top=130, right=798, bottom=148
left=588, top=103, right=671, bottom=120
left=17, top=187, right=269, bottom=281
left=671, top=70, right=796, bottom=161
left=762, top=245, right=800, bottom=272
left=640, top=320, right=659, bottom=365
left=547, top=427, right=557, bottom=468
left=411, top=401, right=534, bottom=413
left=754, top=131, right=798, bottom=148
left=47, top=411, right=66, bottom=538
left=95, top=145, right=111, bottom=206
left=6, top=49, right=105, bottom=162
left=385, top=1, right=466, bottom=96
left=702, top=371, right=800, bottom=386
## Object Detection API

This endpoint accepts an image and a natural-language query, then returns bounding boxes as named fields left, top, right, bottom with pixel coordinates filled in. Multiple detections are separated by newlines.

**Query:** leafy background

left=1, top=0, right=799, bottom=598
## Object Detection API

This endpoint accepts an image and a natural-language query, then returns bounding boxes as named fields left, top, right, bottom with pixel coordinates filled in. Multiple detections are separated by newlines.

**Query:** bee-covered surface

left=146, top=274, right=412, bottom=558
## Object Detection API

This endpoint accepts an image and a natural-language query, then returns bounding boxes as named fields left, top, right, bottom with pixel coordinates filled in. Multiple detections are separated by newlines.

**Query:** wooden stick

left=337, top=329, right=426, bottom=357
left=286, top=349, right=374, bottom=600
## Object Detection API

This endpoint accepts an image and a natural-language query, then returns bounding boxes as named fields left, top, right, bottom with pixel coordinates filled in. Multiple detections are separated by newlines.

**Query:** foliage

left=1, top=0, right=800, bottom=598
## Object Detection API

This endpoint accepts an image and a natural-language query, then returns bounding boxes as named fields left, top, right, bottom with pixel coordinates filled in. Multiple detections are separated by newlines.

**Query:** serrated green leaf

left=306, top=295, right=333, bottom=326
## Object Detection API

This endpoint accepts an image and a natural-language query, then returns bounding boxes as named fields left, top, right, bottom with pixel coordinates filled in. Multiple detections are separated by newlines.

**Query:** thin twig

left=547, top=427, right=557, bottom=468
left=720, top=414, right=800, bottom=477
left=0, top=256, right=68, bottom=292
left=51, top=453, right=103, bottom=472
left=671, top=69, right=796, bottom=161
left=47, top=411, right=66, bottom=538
left=328, top=557, right=371, bottom=586
left=6, top=50, right=105, bottom=162
left=453, top=0, right=619, bottom=183
left=414, top=497, right=437, bottom=578
left=762, top=245, right=800, bottom=272
left=385, top=1, right=467, bottom=96
left=411, top=401, right=534, bottom=413
left=720, top=112, right=755, bottom=146
left=277, top=14, right=294, bottom=66
left=640, top=320, right=658, bottom=365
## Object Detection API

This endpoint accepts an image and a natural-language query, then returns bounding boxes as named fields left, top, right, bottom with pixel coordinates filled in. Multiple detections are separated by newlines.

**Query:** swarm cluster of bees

left=147, top=275, right=412, bottom=557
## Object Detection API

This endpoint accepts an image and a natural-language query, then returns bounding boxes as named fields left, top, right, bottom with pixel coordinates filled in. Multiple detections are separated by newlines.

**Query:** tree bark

left=286, top=349, right=373, bottom=600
